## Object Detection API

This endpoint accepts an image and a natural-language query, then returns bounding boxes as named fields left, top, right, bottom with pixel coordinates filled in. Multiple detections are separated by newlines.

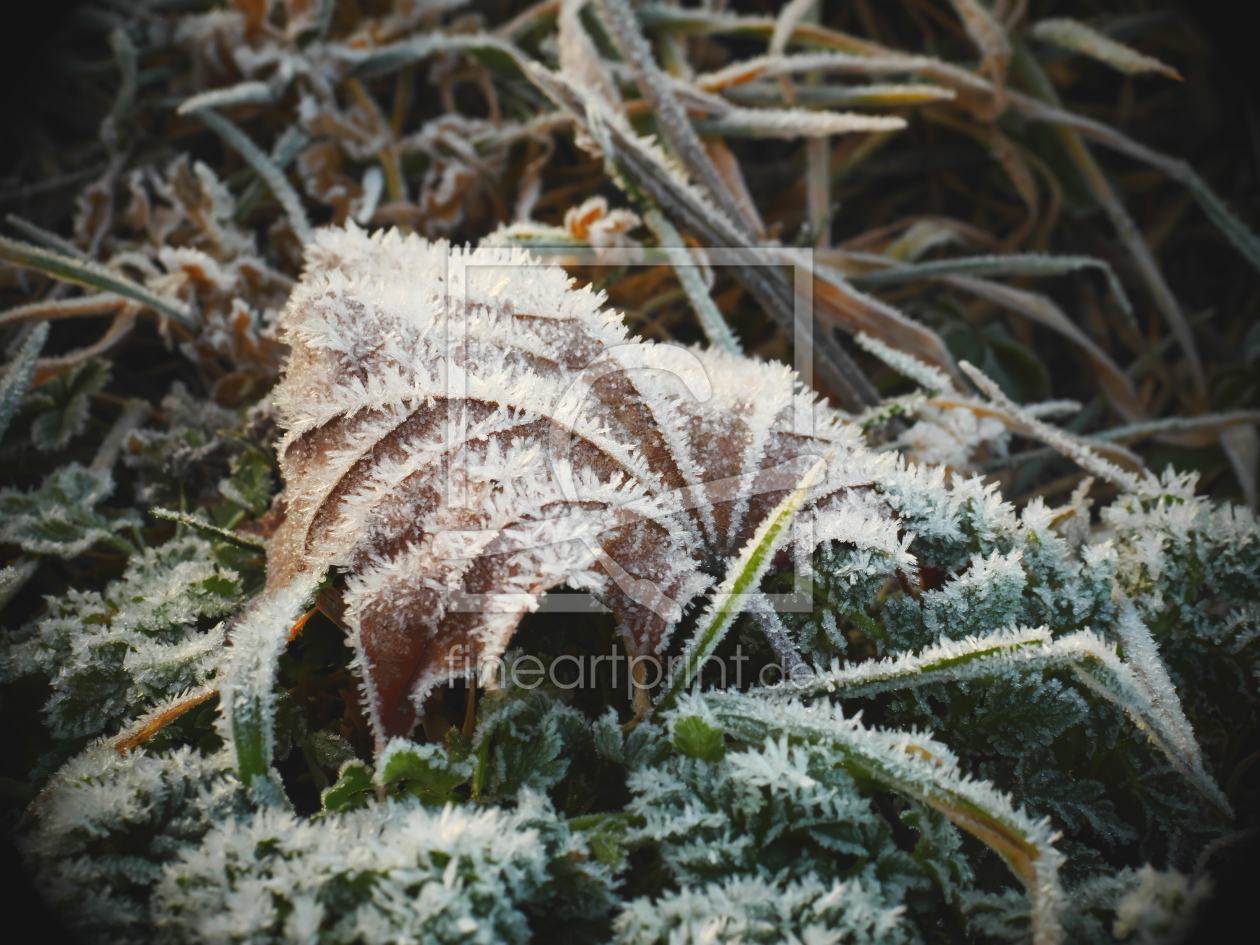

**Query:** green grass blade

left=216, top=578, right=318, bottom=792
left=691, top=107, right=906, bottom=138
left=594, top=0, right=761, bottom=238
left=0, top=235, right=195, bottom=330
left=764, top=627, right=1054, bottom=700
left=0, top=321, right=50, bottom=441
left=149, top=507, right=267, bottom=550
left=1010, top=88, right=1260, bottom=278
left=351, top=33, right=527, bottom=80
left=850, top=252, right=1133, bottom=321
left=1180, top=167, right=1260, bottom=276
left=656, top=455, right=827, bottom=712
left=236, top=126, right=308, bottom=223
left=1031, top=17, right=1181, bottom=79
left=723, top=82, right=956, bottom=108
left=642, top=208, right=741, bottom=353
left=5, top=213, right=89, bottom=260
left=189, top=108, right=312, bottom=245
left=177, top=80, right=276, bottom=114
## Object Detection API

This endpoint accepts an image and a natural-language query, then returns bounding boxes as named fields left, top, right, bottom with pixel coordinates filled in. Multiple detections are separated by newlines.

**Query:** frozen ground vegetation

left=1, top=1, right=1258, bottom=944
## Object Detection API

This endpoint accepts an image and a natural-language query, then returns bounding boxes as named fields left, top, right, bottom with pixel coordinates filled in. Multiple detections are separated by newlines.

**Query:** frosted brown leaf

left=265, top=224, right=901, bottom=744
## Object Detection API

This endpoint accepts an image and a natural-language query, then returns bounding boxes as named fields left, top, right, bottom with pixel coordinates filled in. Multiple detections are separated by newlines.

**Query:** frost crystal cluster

left=2, top=229, right=1257, bottom=945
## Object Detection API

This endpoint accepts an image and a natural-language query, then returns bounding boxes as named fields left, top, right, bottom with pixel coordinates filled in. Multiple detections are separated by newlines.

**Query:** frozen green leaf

left=321, top=759, right=374, bottom=812
left=0, top=463, right=138, bottom=558
left=672, top=715, right=727, bottom=762
left=378, top=739, right=473, bottom=804
left=25, top=358, right=111, bottom=451
left=217, top=450, right=275, bottom=518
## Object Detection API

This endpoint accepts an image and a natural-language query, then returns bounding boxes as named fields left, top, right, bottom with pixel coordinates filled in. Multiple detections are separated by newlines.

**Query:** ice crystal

left=150, top=790, right=611, bottom=945
left=614, top=871, right=907, bottom=945
left=898, top=403, right=1010, bottom=469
